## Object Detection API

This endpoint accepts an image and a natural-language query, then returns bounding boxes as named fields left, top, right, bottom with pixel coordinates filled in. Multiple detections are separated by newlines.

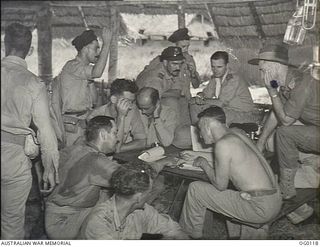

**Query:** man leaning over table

left=87, top=78, right=147, bottom=152
left=179, top=106, right=282, bottom=239
left=137, top=87, right=178, bottom=147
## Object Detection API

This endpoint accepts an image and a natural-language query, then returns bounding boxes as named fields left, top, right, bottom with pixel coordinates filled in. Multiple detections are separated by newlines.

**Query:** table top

left=113, top=146, right=209, bottom=182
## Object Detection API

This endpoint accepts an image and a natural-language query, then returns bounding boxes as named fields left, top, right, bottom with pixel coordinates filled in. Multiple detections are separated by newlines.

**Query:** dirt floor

left=25, top=170, right=320, bottom=240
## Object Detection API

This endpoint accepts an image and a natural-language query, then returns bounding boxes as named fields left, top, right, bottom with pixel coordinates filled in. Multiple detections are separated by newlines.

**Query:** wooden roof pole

left=108, top=6, right=119, bottom=84
left=248, top=2, right=266, bottom=41
left=205, top=3, right=220, bottom=39
left=37, top=2, right=52, bottom=85
left=177, top=5, right=186, bottom=28
left=78, top=6, right=89, bottom=30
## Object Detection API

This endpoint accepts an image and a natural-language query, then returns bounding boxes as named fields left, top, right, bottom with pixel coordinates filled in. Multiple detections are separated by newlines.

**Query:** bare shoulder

left=215, top=134, right=241, bottom=152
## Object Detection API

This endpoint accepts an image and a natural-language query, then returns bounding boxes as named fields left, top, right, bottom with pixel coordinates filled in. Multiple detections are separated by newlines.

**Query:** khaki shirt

left=80, top=196, right=185, bottom=239
left=203, top=71, right=255, bottom=112
left=282, top=70, right=320, bottom=126
left=140, top=105, right=177, bottom=147
left=48, top=142, right=119, bottom=208
left=136, top=58, right=185, bottom=97
left=88, top=102, right=146, bottom=143
left=1, top=56, right=59, bottom=169
left=59, top=57, right=93, bottom=113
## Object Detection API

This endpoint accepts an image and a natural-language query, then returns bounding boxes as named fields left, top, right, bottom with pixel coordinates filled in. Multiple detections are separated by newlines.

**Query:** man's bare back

left=216, top=133, right=274, bottom=192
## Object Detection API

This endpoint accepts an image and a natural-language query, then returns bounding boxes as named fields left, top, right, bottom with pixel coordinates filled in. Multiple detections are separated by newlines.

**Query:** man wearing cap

left=57, top=28, right=112, bottom=147
left=190, top=51, right=256, bottom=125
left=248, top=44, right=320, bottom=204
left=1, top=23, right=59, bottom=239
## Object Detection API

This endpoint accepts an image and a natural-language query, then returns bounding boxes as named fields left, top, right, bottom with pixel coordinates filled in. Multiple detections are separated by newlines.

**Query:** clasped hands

left=166, top=150, right=209, bottom=170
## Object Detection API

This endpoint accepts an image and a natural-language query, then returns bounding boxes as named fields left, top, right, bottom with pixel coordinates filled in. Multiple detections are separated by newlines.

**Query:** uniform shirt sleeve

left=203, top=78, right=216, bottom=98
left=218, top=75, right=240, bottom=107
left=284, top=76, right=310, bottom=120
left=130, top=108, right=147, bottom=140
left=89, top=154, right=120, bottom=187
left=140, top=204, right=187, bottom=239
left=154, top=107, right=177, bottom=147
left=66, top=61, right=93, bottom=80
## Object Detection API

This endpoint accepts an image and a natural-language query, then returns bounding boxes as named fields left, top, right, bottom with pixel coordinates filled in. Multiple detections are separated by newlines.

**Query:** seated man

left=179, top=106, right=282, bottom=239
left=45, top=116, right=120, bottom=239
left=79, top=163, right=188, bottom=240
left=189, top=51, right=256, bottom=125
left=137, top=87, right=177, bottom=147
left=249, top=44, right=320, bottom=223
left=88, top=78, right=146, bottom=152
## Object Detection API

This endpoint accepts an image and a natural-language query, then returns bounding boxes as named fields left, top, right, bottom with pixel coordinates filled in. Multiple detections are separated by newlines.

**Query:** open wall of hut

left=1, top=0, right=319, bottom=85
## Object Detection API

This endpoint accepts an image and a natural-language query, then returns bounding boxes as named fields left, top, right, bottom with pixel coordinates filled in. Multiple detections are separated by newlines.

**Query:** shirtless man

left=179, top=106, right=282, bottom=239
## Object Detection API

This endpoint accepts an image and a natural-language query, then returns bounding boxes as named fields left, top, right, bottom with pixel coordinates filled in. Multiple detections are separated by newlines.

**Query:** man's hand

left=179, top=150, right=198, bottom=161
left=256, top=139, right=265, bottom=153
left=116, top=98, right=132, bottom=117
left=101, top=27, right=112, bottom=44
left=193, top=156, right=209, bottom=168
left=41, top=167, right=57, bottom=194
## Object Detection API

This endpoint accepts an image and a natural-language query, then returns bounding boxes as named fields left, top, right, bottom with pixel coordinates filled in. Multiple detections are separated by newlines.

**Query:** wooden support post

left=37, top=4, right=52, bottom=85
left=108, top=7, right=119, bottom=84
left=177, top=5, right=185, bottom=28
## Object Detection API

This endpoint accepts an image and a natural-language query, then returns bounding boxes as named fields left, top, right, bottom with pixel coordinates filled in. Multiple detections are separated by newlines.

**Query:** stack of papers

left=248, top=86, right=272, bottom=105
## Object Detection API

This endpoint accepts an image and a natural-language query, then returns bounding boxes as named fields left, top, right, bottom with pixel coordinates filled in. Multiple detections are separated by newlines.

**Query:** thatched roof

left=1, top=0, right=319, bottom=48
left=121, top=13, right=217, bottom=40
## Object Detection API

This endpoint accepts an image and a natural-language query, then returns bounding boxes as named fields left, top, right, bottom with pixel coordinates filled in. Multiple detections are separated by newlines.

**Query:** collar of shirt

left=3, top=55, right=28, bottom=69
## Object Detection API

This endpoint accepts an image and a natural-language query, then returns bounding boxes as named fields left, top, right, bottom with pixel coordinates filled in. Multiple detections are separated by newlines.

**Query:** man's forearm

left=92, top=42, right=111, bottom=78
left=201, top=163, right=219, bottom=188
left=119, top=139, right=146, bottom=152
left=257, top=110, right=278, bottom=149
left=154, top=120, right=175, bottom=147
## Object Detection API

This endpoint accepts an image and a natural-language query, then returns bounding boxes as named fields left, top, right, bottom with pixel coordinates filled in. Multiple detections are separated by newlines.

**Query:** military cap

left=160, top=46, right=185, bottom=61
left=72, top=30, right=98, bottom=52
left=168, top=28, right=190, bottom=43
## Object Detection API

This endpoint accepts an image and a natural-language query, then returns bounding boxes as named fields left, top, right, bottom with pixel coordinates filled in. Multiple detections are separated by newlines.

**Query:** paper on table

left=138, top=146, right=167, bottom=163
left=248, top=86, right=272, bottom=105
left=191, top=125, right=213, bottom=153
left=178, top=163, right=203, bottom=172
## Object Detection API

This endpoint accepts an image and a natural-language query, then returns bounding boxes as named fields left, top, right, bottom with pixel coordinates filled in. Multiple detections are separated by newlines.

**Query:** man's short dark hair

left=210, top=51, right=229, bottom=64
left=111, top=162, right=154, bottom=197
left=85, top=116, right=115, bottom=142
left=198, top=106, right=226, bottom=124
left=4, top=23, right=32, bottom=57
left=110, top=78, right=138, bottom=96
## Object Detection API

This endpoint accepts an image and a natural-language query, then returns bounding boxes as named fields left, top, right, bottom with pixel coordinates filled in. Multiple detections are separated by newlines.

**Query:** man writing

left=179, top=106, right=282, bottom=239
left=136, top=87, right=177, bottom=147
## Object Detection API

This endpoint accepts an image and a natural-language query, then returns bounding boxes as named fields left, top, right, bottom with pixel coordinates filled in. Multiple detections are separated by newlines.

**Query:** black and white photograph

left=1, top=0, right=319, bottom=243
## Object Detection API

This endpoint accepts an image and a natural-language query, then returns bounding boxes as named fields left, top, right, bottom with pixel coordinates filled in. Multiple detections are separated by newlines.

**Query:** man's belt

left=244, top=189, right=278, bottom=197
left=1, top=130, right=25, bottom=146
left=64, top=110, right=88, bottom=117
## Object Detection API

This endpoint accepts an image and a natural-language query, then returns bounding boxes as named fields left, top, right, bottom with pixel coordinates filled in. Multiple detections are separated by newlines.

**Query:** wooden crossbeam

left=248, top=2, right=266, bottom=40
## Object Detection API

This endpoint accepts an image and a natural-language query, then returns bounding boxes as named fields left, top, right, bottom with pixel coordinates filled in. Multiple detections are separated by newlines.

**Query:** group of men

left=1, top=22, right=319, bottom=240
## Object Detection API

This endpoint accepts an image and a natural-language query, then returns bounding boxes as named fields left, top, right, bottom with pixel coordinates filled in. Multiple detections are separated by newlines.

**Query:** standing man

left=168, top=27, right=201, bottom=94
left=189, top=51, right=255, bottom=125
left=88, top=79, right=146, bottom=152
left=1, top=23, right=59, bottom=239
left=179, top=106, right=282, bottom=239
left=58, top=28, right=112, bottom=146
left=45, top=116, right=120, bottom=239
left=136, top=87, right=177, bottom=147
left=248, top=45, right=320, bottom=200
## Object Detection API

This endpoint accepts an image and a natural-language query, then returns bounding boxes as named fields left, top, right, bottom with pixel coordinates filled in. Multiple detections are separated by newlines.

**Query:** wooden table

left=113, top=145, right=209, bottom=182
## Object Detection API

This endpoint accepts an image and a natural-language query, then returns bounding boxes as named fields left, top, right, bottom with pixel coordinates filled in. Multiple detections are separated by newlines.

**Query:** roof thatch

left=1, top=0, right=319, bottom=48
left=121, top=13, right=217, bottom=40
